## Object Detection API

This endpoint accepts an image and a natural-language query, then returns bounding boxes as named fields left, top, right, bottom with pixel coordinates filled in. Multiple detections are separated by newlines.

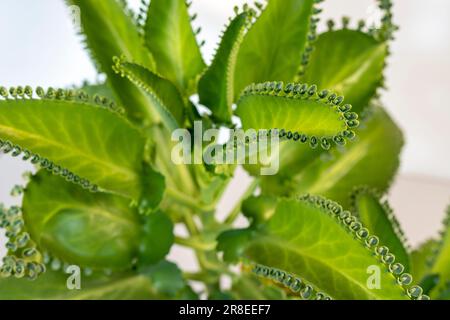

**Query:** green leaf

left=22, top=171, right=141, bottom=270
left=0, top=269, right=176, bottom=300
left=144, top=0, right=206, bottom=94
left=218, top=195, right=422, bottom=300
left=67, top=0, right=158, bottom=121
left=236, top=82, right=359, bottom=150
left=243, top=136, right=323, bottom=178
left=351, top=188, right=410, bottom=271
left=241, top=195, right=277, bottom=224
left=301, top=29, right=387, bottom=113
left=429, top=207, right=450, bottom=298
left=234, top=0, right=317, bottom=97
left=113, top=59, right=185, bottom=130
left=138, top=212, right=174, bottom=266
left=410, top=239, right=438, bottom=283
left=198, top=11, right=249, bottom=123
left=0, top=91, right=163, bottom=201
left=77, top=81, right=115, bottom=101
left=142, top=260, right=186, bottom=297
left=229, top=274, right=287, bottom=300
left=263, top=106, right=403, bottom=208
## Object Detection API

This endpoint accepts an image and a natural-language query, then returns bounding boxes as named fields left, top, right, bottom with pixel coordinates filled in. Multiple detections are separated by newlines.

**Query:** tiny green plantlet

left=0, top=0, right=448, bottom=300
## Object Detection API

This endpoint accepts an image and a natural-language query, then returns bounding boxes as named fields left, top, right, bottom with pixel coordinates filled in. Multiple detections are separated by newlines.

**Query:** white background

left=0, top=0, right=449, bottom=264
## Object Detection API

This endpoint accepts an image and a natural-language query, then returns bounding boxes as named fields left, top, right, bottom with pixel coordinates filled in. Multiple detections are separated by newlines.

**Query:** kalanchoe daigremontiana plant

left=0, top=0, right=448, bottom=300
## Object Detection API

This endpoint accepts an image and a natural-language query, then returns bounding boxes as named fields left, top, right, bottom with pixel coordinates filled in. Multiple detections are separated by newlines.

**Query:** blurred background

left=0, top=0, right=449, bottom=265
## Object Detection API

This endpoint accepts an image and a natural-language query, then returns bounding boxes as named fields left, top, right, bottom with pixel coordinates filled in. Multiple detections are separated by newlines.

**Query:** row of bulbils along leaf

left=0, top=138, right=98, bottom=193
left=186, top=0, right=207, bottom=48
left=0, top=204, right=46, bottom=280
left=297, top=0, right=324, bottom=77
left=0, top=85, right=124, bottom=114
left=0, top=84, right=130, bottom=193
left=252, top=263, right=332, bottom=300
left=241, top=81, right=359, bottom=150
left=298, top=194, right=430, bottom=300
left=40, top=250, right=111, bottom=278
left=350, top=187, right=411, bottom=252
left=375, top=0, right=398, bottom=41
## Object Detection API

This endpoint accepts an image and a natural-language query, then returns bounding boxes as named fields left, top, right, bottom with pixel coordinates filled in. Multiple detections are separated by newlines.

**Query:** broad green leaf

left=218, top=195, right=421, bottom=300
left=113, top=59, right=186, bottom=129
left=0, top=93, right=162, bottom=201
left=241, top=195, right=277, bottom=224
left=0, top=262, right=195, bottom=300
left=301, top=29, right=387, bottom=113
left=243, top=136, right=323, bottom=177
left=228, top=274, right=287, bottom=300
left=67, top=0, right=158, bottom=121
left=144, top=0, right=206, bottom=94
left=198, top=12, right=249, bottom=123
left=437, top=283, right=450, bottom=300
left=142, top=260, right=187, bottom=297
left=410, top=239, right=437, bottom=283
left=138, top=212, right=174, bottom=266
left=77, top=81, right=115, bottom=100
left=352, top=188, right=410, bottom=271
left=234, top=0, right=316, bottom=97
left=429, top=207, right=450, bottom=298
left=0, top=270, right=164, bottom=300
left=22, top=172, right=141, bottom=270
left=250, top=263, right=332, bottom=300
left=262, top=106, right=403, bottom=208
left=236, top=82, right=359, bottom=150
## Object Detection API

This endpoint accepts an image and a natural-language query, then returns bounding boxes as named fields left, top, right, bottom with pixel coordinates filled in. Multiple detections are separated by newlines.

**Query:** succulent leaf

left=410, top=239, right=438, bottom=284
left=0, top=89, right=163, bottom=201
left=351, top=187, right=410, bottom=271
left=300, top=29, right=387, bottom=114
left=241, top=195, right=277, bottom=224
left=218, top=195, right=424, bottom=300
left=234, top=0, right=318, bottom=97
left=144, top=0, right=206, bottom=95
left=67, top=0, right=158, bottom=122
left=236, top=82, right=359, bottom=150
left=429, top=206, right=450, bottom=298
left=0, top=261, right=193, bottom=300
left=22, top=172, right=142, bottom=270
left=228, top=274, right=287, bottom=300
left=198, top=11, right=250, bottom=123
left=113, top=58, right=186, bottom=129
left=260, top=106, right=403, bottom=208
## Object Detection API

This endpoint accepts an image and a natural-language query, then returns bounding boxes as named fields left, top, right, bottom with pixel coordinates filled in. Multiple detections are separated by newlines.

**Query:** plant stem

left=224, top=178, right=259, bottom=224
left=166, top=188, right=215, bottom=213
left=175, top=236, right=216, bottom=251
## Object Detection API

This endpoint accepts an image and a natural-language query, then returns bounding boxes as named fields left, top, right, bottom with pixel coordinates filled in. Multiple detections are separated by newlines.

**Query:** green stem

left=224, top=178, right=259, bottom=224
left=175, top=236, right=216, bottom=251
left=166, top=188, right=215, bottom=213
